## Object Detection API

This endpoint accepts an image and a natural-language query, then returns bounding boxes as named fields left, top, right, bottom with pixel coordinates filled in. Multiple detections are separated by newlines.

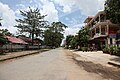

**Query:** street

left=0, top=48, right=118, bottom=80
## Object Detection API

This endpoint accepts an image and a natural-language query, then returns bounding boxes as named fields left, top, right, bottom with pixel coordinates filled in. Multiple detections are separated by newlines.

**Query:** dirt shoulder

left=64, top=49, right=120, bottom=80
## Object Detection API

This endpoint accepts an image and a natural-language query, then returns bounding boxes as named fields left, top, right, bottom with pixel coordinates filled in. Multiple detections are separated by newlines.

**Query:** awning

left=5, top=36, right=28, bottom=44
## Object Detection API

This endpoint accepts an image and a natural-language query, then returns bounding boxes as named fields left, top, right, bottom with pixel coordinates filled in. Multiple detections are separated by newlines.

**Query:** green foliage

left=103, top=45, right=119, bottom=55
left=65, top=35, right=74, bottom=49
left=109, top=45, right=119, bottom=55
left=81, top=47, right=88, bottom=52
left=70, top=35, right=78, bottom=49
left=44, top=22, right=67, bottom=48
left=102, top=46, right=109, bottom=53
left=15, top=7, right=48, bottom=44
left=77, top=27, right=90, bottom=47
left=0, top=29, right=12, bottom=36
left=50, top=22, right=67, bottom=33
left=0, top=37, right=7, bottom=44
left=105, top=0, right=120, bottom=24
left=65, top=27, right=90, bottom=49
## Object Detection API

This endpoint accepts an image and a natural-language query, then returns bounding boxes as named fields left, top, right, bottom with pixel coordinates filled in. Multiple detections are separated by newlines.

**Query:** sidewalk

left=72, top=50, right=120, bottom=68
left=0, top=49, right=49, bottom=62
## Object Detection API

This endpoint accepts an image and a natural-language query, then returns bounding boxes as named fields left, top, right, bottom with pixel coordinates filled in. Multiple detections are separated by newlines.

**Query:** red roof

left=88, top=16, right=94, bottom=18
left=84, top=16, right=94, bottom=23
left=5, top=36, right=28, bottom=44
left=19, top=36, right=32, bottom=43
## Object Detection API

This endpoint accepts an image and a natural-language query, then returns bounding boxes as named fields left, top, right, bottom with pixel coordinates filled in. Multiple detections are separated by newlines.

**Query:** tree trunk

left=32, top=33, right=34, bottom=45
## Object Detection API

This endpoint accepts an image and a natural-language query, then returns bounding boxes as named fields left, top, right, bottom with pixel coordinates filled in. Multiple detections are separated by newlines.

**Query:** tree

left=0, top=29, right=8, bottom=49
left=77, top=27, right=89, bottom=47
left=65, top=35, right=74, bottom=49
left=105, top=0, right=120, bottom=24
left=70, top=35, right=78, bottom=49
left=44, top=22, right=67, bottom=48
left=50, top=22, right=67, bottom=33
left=0, top=29, right=12, bottom=36
left=15, top=7, right=48, bottom=45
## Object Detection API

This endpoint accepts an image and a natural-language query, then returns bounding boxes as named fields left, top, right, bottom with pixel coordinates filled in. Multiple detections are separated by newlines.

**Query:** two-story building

left=84, top=11, right=120, bottom=50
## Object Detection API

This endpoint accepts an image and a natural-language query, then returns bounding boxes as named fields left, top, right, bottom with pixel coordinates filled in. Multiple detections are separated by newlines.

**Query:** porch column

left=99, top=15, right=101, bottom=22
left=99, top=25, right=101, bottom=35
left=106, top=24, right=109, bottom=35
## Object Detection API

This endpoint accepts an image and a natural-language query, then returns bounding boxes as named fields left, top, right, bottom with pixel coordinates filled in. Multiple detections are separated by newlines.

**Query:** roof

left=18, top=36, right=32, bottom=43
left=84, top=16, right=94, bottom=23
left=5, top=36, right=28, bottom=44
left=87, top=11, right=106, bottom=25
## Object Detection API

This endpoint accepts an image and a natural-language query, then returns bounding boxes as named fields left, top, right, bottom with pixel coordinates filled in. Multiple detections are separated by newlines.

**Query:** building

left=84, top=11, right=120, bottom=50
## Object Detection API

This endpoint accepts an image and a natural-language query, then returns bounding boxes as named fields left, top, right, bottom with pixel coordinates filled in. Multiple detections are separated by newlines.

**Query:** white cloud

left=53, top=0, right=105, bottom=15
left=54, top=0, right=75, bottom=13
left=40, top=1, right=59, bottom=23
left=63, top=5, right=71, bottom=13
left=75, top=0, right=105, bottom=16
left=64, top=23, right=85, bottom=36
left=17, top=0, right=59, bottom=23
left=0, top=2, right=17, bottom=34
left=65, top=27, right=79, bottom=36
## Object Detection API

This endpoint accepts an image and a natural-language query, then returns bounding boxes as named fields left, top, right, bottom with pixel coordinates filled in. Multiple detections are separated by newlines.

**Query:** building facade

left=84, top=11, right=120, bottom=50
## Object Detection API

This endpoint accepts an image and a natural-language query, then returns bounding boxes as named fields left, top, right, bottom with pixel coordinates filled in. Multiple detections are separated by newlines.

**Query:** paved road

left=0, top=48, right=107, bottom=80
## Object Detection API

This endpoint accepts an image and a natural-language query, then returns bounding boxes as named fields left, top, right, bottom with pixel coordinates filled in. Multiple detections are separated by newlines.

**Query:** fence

left=0, top=44, right=41, bottom=53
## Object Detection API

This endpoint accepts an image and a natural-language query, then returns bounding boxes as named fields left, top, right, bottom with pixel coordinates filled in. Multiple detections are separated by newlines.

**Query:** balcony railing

left=90, top=32, right=107, bottom=40
left=89, top=20, right=108, bottom=30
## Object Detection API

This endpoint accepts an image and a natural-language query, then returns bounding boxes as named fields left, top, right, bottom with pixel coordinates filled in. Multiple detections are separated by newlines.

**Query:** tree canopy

left=105, top=0, right=120, bottom=24
left=65, top=27, right=89, bottom=49
left=15, top=7, right=48, bottom=44
left=44, top=22, right=67, bottom=48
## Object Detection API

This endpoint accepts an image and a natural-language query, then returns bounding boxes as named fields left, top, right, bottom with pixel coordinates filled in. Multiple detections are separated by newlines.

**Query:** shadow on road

left=76, top=60, right=120, bottom=80
left=64, top=49, right=120, bottom=80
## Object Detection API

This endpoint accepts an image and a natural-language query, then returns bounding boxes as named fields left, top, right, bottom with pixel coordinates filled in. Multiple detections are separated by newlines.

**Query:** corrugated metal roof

left=5, top=36, right=28, bottom=44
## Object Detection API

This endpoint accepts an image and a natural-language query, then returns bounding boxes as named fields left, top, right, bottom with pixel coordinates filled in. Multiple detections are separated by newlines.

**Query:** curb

left=0, top=49, right=49, bottom=62
left=0, top=51, right=40, bottom=62
left=108, top=61, right=120, bottom=68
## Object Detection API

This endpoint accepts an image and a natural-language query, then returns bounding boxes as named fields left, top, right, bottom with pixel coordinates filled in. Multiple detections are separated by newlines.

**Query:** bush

left=81, top=47, right=88, bottom=52
left=102, top=45, right=119, bottom=56
left=108, top=45, right=119, bottom=55
left=102, top=47, right=109, bottom=53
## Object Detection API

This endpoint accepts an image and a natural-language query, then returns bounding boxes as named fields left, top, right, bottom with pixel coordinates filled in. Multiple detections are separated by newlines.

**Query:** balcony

left=89, top=20, right=108, bottom=31
left=90, top=32, right=107, bottom=40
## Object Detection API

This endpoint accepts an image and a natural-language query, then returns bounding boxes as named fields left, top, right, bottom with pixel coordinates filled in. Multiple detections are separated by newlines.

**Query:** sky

left=0, top=0, right=105, bottom=36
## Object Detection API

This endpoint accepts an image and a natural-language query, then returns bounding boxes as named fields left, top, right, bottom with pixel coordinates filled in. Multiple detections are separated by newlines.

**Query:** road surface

left=0, top=48, right=109, bottom=80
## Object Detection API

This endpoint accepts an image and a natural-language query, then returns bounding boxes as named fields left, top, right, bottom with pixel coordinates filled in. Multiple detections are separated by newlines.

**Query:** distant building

left=84, top=11, right=120, bottom=50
